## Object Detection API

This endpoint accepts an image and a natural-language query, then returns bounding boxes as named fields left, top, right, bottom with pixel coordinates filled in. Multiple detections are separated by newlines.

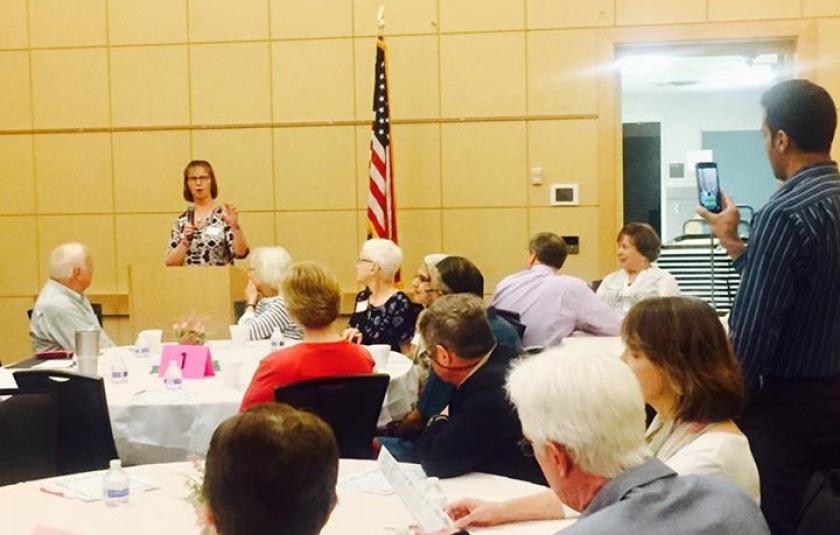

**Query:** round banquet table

left=0, top=460, right=576, bottom=535
left=0, top=340, right=418, bottom=466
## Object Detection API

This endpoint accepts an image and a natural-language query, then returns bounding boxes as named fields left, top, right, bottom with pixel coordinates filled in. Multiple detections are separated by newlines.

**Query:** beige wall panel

left=38, top=215, right=117, bottom=294
left=113, top=131, right=191, bottom=213
left=0, top=297, right=36, bottom=362
left=31, top=49, right=110, bottom=129
left=276, top=211, right=359, bottom=290
left=439, top=0, right=524, bottom=32
left=708, top=0, right=800, bottom=21
left=275, top=126, right=356, bottom=210
left=189, top=0, right=269, bottom=42
left=527, top=0, right=614, bottom=29
left=270, top=0, right=352, bottom=39
left=34, top=133, right=113, bottom=214
left=108, top=0, right=188, bottom=45
left=529, top=207, right=601, bottom=281
left=272, top=39, right=354, bottom=122
left=395, top=209, right=443, bottom=280
left=102, top=316, right=132, bottom=346
left=114, top=213, right=176, bottom=292
left=528, top=120, right=598, bottom=206
left=0, top=0, right=28, bottom=49
left=440, top=33, right=526, bottom=118
left=190, top=43, right=271, bottom=125
left=29, top=0, right=107, bottom=48
left=817, top=19, right=840, bottom=101
left=232, top=211, right=275, bottom=263
left=192, top=128, right=274, bottom=211
left=616, top=0, right=706, bottom=25
left=441, top=122, right=526, bottom=207
left=110, top=46, right=190, bottom=127
left=0, top=52, right=31, bottom=130
left=0, top=135, right=35, bottom=214
left=356, top=124, right=441, bottom=210
left=353, top=0, right=438, bottom=36
left=354, top=35, right=439, bottom=120
left=442, top=208, right=528, bottom=293
left=805, top=0, right=840, bottom=16
left=0, top=217, right=39, bottom=296
left=528, top=30, right=599, bottom=116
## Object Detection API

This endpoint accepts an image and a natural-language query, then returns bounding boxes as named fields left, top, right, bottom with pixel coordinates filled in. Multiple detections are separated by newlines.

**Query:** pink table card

left=158, top=345, right=214, bottom=379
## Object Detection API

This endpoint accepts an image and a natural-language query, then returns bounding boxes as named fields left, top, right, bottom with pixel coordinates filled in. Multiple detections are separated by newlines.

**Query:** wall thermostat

left=549, top=183, right=579, bottom=206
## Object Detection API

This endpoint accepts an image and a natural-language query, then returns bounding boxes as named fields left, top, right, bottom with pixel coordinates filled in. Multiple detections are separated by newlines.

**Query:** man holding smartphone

left=698, top=79, right=840, bottom=535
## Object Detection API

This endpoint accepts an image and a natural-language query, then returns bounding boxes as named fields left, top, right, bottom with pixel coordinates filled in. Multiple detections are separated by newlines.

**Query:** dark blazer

left=416, top=345, right=546, bottom=485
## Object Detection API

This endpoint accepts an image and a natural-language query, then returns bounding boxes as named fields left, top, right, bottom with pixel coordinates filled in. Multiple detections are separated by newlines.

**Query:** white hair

left=424, top=253, right=448, bottom=270
left=249, top=246, right=292, bottom=291
left=506, top=345, right=651, bottom=478
left=48, top=242, right=89, bottom=280
left=361, top=239, right=403, bottom=279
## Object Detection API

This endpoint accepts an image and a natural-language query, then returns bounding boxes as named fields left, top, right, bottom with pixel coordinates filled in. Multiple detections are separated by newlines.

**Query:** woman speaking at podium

left=165, top=160, right=250, bottom=266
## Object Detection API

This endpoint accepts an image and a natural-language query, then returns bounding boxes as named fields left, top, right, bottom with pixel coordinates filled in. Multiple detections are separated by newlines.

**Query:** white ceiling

left=620, top=53, right=786, bottom=95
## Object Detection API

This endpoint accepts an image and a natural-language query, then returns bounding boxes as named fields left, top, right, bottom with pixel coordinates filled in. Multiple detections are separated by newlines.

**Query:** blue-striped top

left=730, top=162, right=840, bottom=388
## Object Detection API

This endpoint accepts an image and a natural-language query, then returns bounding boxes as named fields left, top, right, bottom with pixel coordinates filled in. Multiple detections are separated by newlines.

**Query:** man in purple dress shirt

left=490, top=233, right=621, bottom=348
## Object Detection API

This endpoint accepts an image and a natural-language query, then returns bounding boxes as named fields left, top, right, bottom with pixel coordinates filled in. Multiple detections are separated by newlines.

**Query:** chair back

left=796, top=469, right=840, bottom=535
left=493, top=308, right=526, bottom=341
left=274, top=374, right=390, bottom=459
left=0, top=388, right=58, bottom=485
left=13, top=370, right=118, bottom=475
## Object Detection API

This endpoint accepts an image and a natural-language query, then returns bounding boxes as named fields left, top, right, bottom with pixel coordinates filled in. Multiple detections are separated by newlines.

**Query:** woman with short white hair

left=238, top=246, right=302, bottom=341
left=344, top=239, right=421, bottom=354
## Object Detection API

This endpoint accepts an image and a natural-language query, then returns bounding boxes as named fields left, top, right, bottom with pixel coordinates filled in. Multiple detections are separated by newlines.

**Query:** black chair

left=494, top=308, right=526, bottom=341
left=27, top=302, right=103, bottom=327
left=796, top=468, right=840, bottom=535
left=0, top=388, right=58, bottom=485
left=13, top=370, right=119, bottom=475
left=274, top=374, right=390, bottom=459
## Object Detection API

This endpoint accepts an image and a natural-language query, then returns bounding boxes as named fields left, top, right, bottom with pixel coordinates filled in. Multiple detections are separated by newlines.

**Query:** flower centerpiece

left=173, top=314, right=207, bottom=345
left=184, top=458, right=216, bottom=535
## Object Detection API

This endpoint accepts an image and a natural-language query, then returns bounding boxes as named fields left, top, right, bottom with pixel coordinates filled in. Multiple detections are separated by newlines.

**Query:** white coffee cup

left=368, top=344, right=391, bottom=371
left=222, top=360, right=243, bottom=390
left=134, top=329, right=163, bottom=357
left=229, top=325, right=249, bottom=348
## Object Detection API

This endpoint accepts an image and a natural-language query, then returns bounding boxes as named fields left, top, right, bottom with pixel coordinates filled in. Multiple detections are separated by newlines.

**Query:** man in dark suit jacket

left=415, top=294, right=544, bottom=485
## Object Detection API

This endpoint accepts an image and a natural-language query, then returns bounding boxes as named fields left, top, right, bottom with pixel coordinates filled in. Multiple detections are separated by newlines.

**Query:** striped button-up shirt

left=730, top=162, right=840, bottom=388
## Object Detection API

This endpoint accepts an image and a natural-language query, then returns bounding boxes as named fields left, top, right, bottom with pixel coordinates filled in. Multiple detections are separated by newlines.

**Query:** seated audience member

left=446, top=296, right=759, bottom=530
left=596, top=223, right=680, bottom=317
left=442, top=349, right=769, bottom=535
left=380, top=256, right=522, bottom=459
left=407, top=253, right=449, bottom=308
left=30, top=242, right=114, bottom=353
left=237, top=246, right=303, bottom=341
left=203, top=404, right=338, bottom=535
left=344, top=239, right=422, bottom=354
left=414, top=294, right=545, bottom=485
left=240, top=262, right=373, bottom=411
left=490, top=233, right=620, bottom=348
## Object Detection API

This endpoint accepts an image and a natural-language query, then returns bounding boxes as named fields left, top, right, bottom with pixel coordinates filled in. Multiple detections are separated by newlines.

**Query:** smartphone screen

left=696, top=162, right=722, bottom=213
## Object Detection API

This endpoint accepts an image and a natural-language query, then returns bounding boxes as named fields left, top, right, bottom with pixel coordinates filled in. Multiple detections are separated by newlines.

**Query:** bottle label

left=106, top=487, right=129, bottom=499
left=271, top=339, right=284, bottom=349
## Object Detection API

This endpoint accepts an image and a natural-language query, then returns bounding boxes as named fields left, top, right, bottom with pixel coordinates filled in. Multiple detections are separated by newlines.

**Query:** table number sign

left=158, top=345, right=215, bottom=379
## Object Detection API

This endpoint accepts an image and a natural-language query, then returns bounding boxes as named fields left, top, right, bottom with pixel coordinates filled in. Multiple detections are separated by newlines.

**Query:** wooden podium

left=128, top=265, right=248, bottom=342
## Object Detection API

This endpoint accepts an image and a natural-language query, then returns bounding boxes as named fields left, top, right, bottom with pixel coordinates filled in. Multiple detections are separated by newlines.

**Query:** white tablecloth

left=0, top=460, right=575, bottom=535
left=0, top=341, right=418, bottom=465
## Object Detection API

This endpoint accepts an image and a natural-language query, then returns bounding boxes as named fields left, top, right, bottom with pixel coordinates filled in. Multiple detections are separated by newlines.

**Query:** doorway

left=623, top=122, right=662, bottom=236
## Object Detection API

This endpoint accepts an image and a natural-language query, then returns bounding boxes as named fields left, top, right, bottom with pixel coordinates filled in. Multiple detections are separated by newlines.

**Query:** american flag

left=367, top=37, right=398, bottom=242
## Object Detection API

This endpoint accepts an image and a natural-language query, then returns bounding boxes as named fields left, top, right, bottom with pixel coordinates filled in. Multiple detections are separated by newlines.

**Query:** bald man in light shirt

left=29, top=242, right=114, bottom=353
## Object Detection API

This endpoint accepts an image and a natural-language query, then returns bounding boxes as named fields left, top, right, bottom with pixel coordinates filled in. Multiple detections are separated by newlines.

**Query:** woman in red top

left=240, top=261, right=373, bottom=411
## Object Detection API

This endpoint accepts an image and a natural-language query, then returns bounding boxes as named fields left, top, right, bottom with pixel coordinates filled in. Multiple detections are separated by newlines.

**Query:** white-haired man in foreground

left=435, top=349, right=769, bottom=535
left=30, top=242, right=113, bottom=353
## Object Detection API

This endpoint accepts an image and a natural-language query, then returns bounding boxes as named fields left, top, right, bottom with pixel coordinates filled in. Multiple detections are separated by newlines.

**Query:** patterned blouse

left=349, top=288, right=422, bottom=353
left=167, top=206, right=245, bottom=266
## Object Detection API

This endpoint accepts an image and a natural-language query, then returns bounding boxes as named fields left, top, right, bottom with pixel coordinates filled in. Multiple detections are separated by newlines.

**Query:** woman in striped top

left=238, top=246, right=303, bottom=341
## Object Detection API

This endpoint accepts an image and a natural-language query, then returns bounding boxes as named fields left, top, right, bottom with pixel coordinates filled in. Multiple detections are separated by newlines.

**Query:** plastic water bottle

left=270, top=326, right=285, bottom=350
left=110, top=355, right=128, bottom=383
left=102, top=459, right=130, bottom=506
left=163, top=363, right=183, bottom=390
left=423, top=477, right=447, bottom=510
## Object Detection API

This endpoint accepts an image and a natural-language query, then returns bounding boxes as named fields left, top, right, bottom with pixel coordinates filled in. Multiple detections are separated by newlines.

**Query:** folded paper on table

left=43, top=472, right=159, bottom=502
left=158, top=345, right=214, bottom=379
left=377, top=448, right=454, bottom=531
left=338, top=463, right=427, bottom=495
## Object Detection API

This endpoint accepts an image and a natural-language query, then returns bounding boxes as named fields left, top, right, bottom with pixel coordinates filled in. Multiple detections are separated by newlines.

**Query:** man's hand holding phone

left=696, top=191, right=746, bottom=260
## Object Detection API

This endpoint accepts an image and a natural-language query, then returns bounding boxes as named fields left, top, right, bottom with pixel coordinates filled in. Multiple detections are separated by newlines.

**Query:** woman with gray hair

left=238, top=246, right=302, bottom=341
left=407, top=253, right=449, bottom=307
left=344, top=239, right=421, bottom=354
